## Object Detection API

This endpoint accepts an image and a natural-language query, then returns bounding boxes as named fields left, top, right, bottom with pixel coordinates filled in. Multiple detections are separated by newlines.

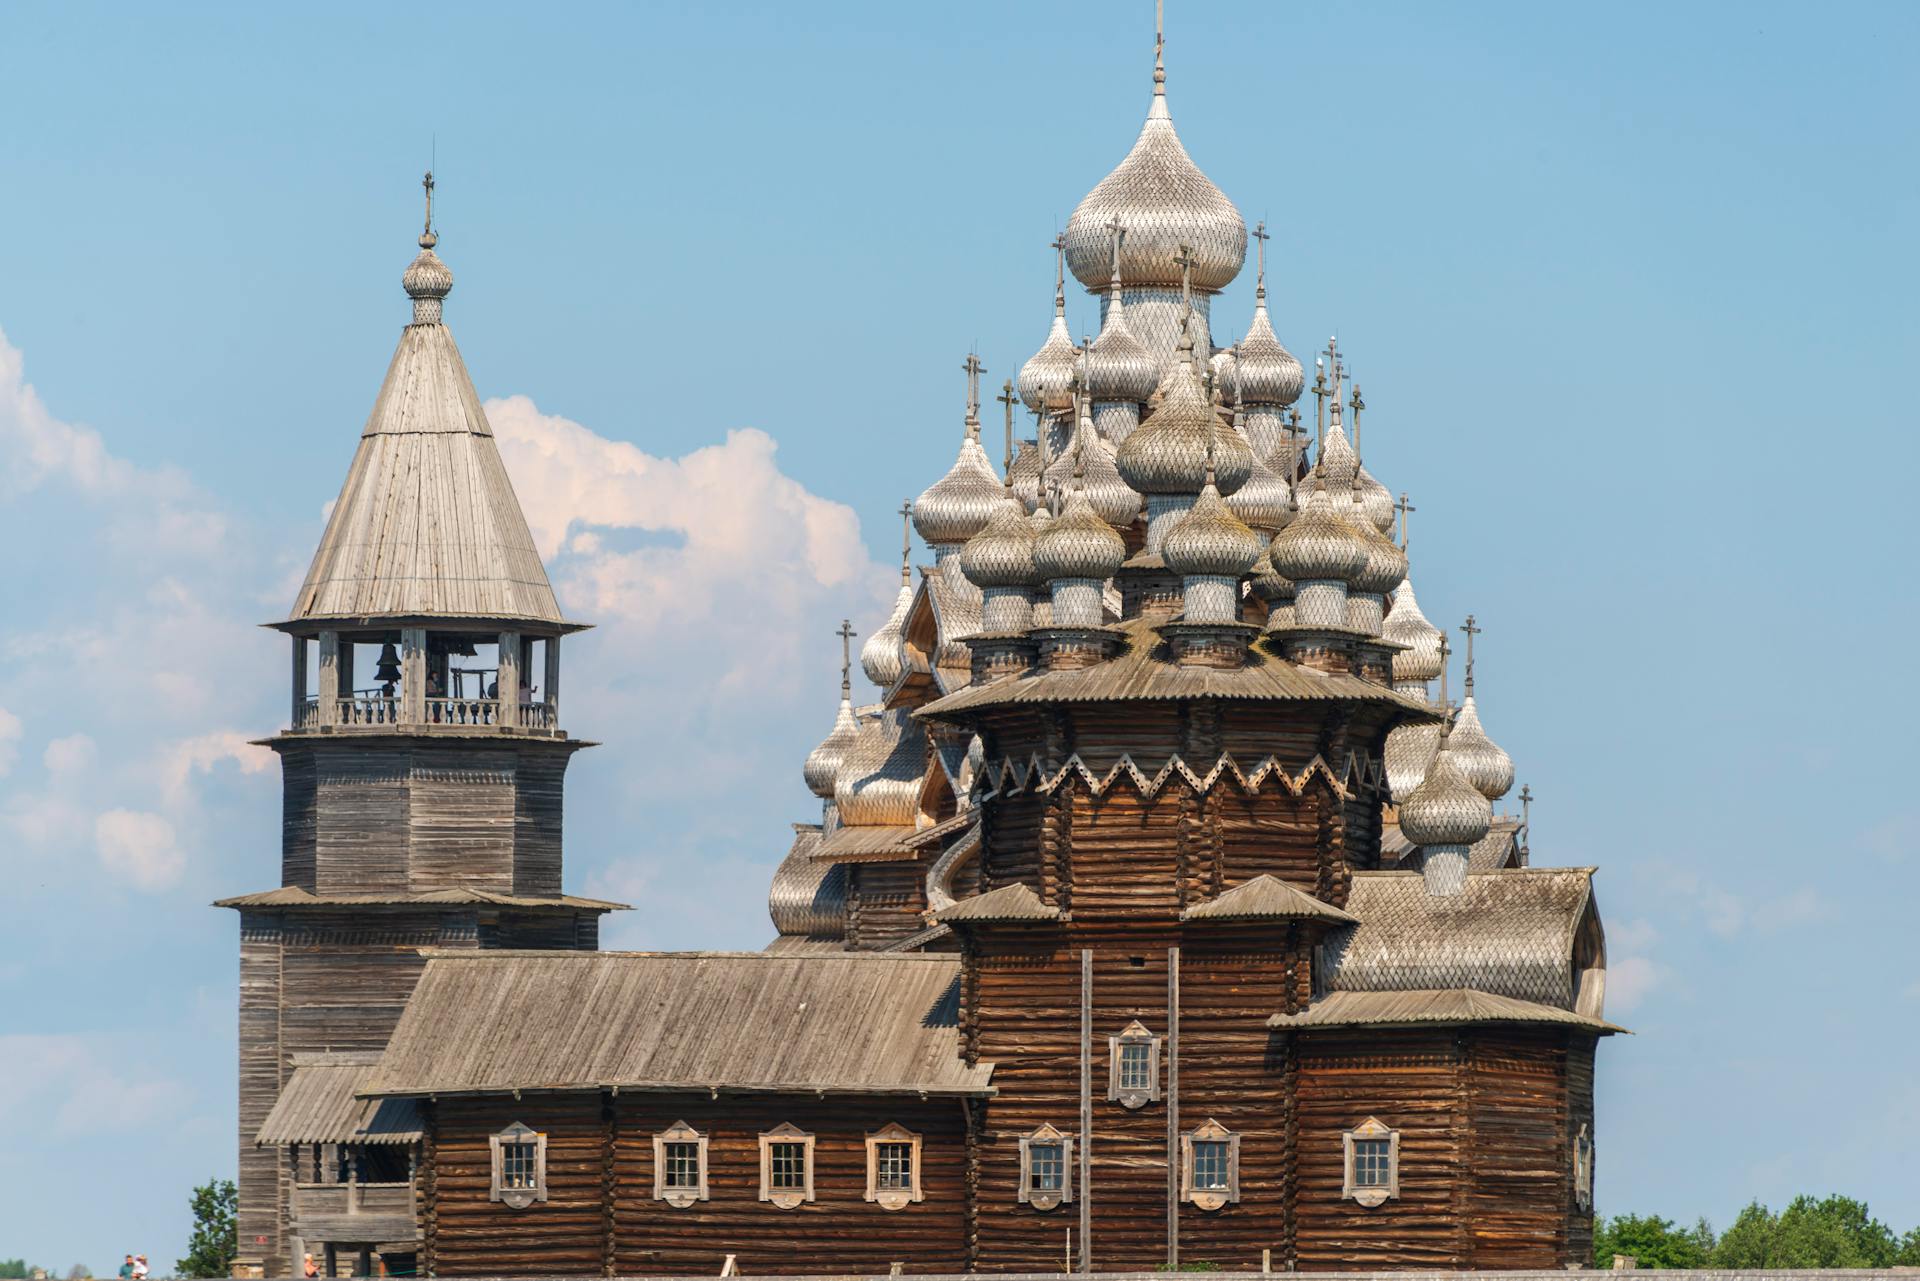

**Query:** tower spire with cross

left=997, top=378, right=1020, bottom=479
left=420, top=170, right=437, bottom=247
left=1252, top=219, right=1269, bottom=300
left=1049, top=233, right=1067, bottom=317
left=1460, top=614, right=1481, bottom=694
left=836, top=619, right=857, bottom=698
left=962, top=353, right=985, bottom=439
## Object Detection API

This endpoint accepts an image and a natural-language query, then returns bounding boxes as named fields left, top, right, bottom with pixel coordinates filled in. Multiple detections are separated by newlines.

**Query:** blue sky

left=1, top=0, right=1916, bottom=1269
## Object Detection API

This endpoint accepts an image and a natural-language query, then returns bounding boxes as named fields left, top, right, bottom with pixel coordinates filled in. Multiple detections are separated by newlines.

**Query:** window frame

left=487, top=1121, right=548, bottom=1210
left=1341, top=1116, right=1402, bottom=1208
left=1106, top=1020, right=1162, bottom=1110
left=757, top=1122, right=816, bottom=1209
left=652, top=1119, right=711, bottom=1208
left=1178, top=1118, right=1241, bottom=1212
left=863, top=1122, right=924, bottom=1211
left=1573, top=1122, right=1594, bottom=1211
left=1016, top=1123, right=1075, bottom=1211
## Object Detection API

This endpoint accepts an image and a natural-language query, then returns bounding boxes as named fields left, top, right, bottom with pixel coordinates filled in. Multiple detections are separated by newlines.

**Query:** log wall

left=847, top=861, right=930, bottom=950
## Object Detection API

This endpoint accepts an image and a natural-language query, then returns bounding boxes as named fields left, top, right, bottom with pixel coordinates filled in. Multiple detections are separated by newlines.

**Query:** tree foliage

left=1595, top=1194, right=1920, bottom=1269
left=176, top=1177, right=239, bottom=1279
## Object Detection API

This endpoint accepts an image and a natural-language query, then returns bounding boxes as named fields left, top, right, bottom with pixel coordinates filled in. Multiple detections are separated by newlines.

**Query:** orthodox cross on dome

left=1349, top=380, right=1366, bottom=460
left=1395, top=492, right=1415, bottom=550
left=421, top=169, right=437, bottom=245
left=1173, top=243, right=1198, bottom=351
left=1311, top=355, right=1328, bottom=457
left=1438, top=631, right=1452, bottom=710
left=836, top=619, right=857, bottom=697
left=962, top=353, right=986, bottom=438
left=1252, top=220, right=1269, bottom=296
left=1050, top=233, right=1067, bottom=312
left=896, top=500, right=913, bottom=583
left=1154, top=0, right=1166, bottom=93
left=1230, top=342, right=1245, bottom=415
left=997, top=379, right=1020, bottom=476
left=1519, top=782, right=1533, bottom=829
left=1104, top=215, right=1127, bottom=278
left=1459, top=614, right=1481, bottom=692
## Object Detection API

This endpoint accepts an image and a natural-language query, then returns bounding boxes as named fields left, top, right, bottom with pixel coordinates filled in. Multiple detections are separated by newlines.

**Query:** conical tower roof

left=288, top=183, right=567, bottom=629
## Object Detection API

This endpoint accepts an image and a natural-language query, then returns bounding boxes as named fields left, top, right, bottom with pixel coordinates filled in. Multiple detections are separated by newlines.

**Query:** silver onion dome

left=1164, top=479, right=1264, bottom=579
left=1383, top=579, right=1444, bottom=684
left=1086, top=236, right=1160, bottom=404
left=1007, top=438, right=1044, bottom=514
left=803, top=695, right=860, bottom=800
left=1398, top=731, right=1494, bottom=848
left=403, top=234, right=454, bottom=303
left=1355, top=465, right=1395, bottom=535
left=1234, top=297, right=1303, bottom=407
left=1317, top=419, right=1360, bottom=498
left=1063, top=81, right=1245, bottom=293
left=1226, top=443, right=1294, bottom=533
left=1448, top=693, right=1514, bottom=800
left=1349, top=510, right=1409, bottom=596
left=1047, top=396, right=1143, bottom=528
left=1248, top=547, right=1293, bottom=604
left=1034, top=483, right=1127, bottom=583
left=1018, top=242, right=1079, bottom=413
left=1116, top=344, right=1252, bottom=495
left=913, top=432, right=1003, bottom=545
left=1268, top=482, right=1367, bottom=583
left=861, top=578, right=913, bottom=690
left=960, top=494, right=1039, bottom=590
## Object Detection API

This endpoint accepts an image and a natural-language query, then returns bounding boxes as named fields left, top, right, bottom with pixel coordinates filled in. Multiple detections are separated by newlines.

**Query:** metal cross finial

left=1437, top=632, right=1452, bottom=711
left=962, top=353, right=985, bottom=435
left=1310, top=355, right=1328, bottom=458
left=1394, top=492, right=1415, bottom=550
left=1104, top=215, right=1127, bottom=285
left=1459, top=614, right=1480, bottom=692
left=1154, top=0, right=1166, bottom=93
left=836, top=619, right=856, bottom=696
left=1252, top=220, right=1269, bottom=296
left=997, top=379, right=1019, bottom=476
left=1519, top=783, right=1533, bottom=829
left=1349, top=380, right=1365, bottom=461
left=897, top=500, right=914, bottom=583
left=1049, top=233, right=1067, bottom=312
left=418, top=170, right=439, bottom=249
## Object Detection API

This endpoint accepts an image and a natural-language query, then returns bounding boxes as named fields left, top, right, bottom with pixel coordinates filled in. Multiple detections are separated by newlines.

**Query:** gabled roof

left=930, top=882, right=1061, bottom=924
left=1267, top=988, right=1622, bottom=1034
left=360, top=951, right=992, bottom=1099
left=214, top=885, right=626, bottom=911
left=255, top=1053, right=422, bottom=1146
left=285, top=319, right=574, bottom=630
left=1180, top=874, right=1357, bottom=924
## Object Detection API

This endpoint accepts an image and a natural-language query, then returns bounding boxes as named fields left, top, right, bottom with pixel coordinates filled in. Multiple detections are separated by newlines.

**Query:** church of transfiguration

left=224, top=19, right=1615, bottom=1277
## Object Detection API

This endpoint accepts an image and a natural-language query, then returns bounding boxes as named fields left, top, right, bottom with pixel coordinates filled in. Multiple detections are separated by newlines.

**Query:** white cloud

left=0, top=707, right=20, bottom=777
left=1605, top=917, right=1666, bottom=1015
left=0, top=1034, right=190, bottom=1135
left=95, top=809, right=185, bottom=891
left=43, top=733, right=95, bottom=776
left=159, top=731, right=274, bottom=809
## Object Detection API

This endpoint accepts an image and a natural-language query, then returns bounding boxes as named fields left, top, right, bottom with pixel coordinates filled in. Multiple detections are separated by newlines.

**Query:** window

left=1179, top=1118, right=1241, bottom=1211
left=863, top=1122, right=924, bottom=1211
left=1106, top=1020, right=1161, bottom=1109
left=1342, top=1116, right=1401, bottom=1207
left=1016, top=1123, right=1075, bottom=1211
left=1573, top=1123, right=1594, bottom=1210
left=652, top=1120, right=709, bottom=1208
left=757, top=1123, right=816, bottom=1209
left=487, top=1121, right=547, bottom=1209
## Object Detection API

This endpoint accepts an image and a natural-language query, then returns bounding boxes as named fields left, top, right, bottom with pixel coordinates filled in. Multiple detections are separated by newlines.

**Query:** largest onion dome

left=1398, top=728, right=1494, bottom=848
left=1116, top=338, right=1252, bottom=495
left=1034, top=481, right=1128, bottom=584
left=1234, top=226, right=1304, bottom=405
left=913, top=429, right=1003, bottom=546
left=803, top=693, right=860, bottom=799
left=1063, top=43, right=1245, bottom=292
left=1047, top=395, right=1144, bottom=528
left=1383, top=579, right=1444, bottom=685
left=960, top=492, right=1039, bottom=590
left=1164, top=473, right=1265, bottom=578
left=1448, top=690, right=1514, bottom=800
left=1018, top=241, right=1079, bottom=413
left=1268, top=480, right=1367, bottom=583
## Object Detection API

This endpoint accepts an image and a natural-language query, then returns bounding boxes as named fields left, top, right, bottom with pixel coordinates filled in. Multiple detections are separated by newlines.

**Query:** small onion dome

left=1234, top=296, right=1304, bottom=405
left=1448, top=694, right=1514, bottom=800
left=1355, top=464, right=1394, bottom=535
left=402, top=232, right=454, bottom=301
left=913, top=433, right=1004, bottom=545
left=1164, top=480, right=1265, bottom=579
left=1047, top=405, right=1143, bottom=529
left=960, top=494, right=1039, bottom=589
left=1268, top=483, right=1367, bottom=584
left=1064, top=96, right=1246, bottom=292
left=1226, top=444, right=1294, bottom=533
left=1316, top=420, right=1359, bottom=496
left=1018, top=312, right=1077, bottom=412
left=1248, top=547, right=1293, bottom=604
left=803, top=696, right=860, bottom=799
left=1034, top=485, right=1127, bottom=583
left=1007, top=439, right=1044, bottom=513
left=1383, top=579, right=1444, bottom=684
left=861, top=579, right=913, bottom=689
left=1349, top=511, right=1409, bottom=596
left=1398, top=734, right=1494, bottom=848
left=1086, top=303, right=1157, bottom=404
left=1116, top=353, right=1253, bottom=495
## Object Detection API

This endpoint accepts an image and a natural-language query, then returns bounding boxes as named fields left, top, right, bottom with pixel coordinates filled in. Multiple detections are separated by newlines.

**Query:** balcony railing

left=293, top=695, right=559, bottom=733
left=339, top=694, right=400, bottom=726
left=425, top=696, right=500, bottom=726
left=292, top=1180, right=415, bottom=1217
left=295, top=697, right=322, bottom=730
left=518, top=701, right=557, bottom=730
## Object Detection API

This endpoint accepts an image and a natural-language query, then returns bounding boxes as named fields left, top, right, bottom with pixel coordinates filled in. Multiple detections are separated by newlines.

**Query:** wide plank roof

left=1267, top=988, right=1623, bottom=1034
left=214, top=885, right=626, bottom=912
left=255, top=1054, right=422, bottom=1146
left=361, top=951, right=992, bottom=1099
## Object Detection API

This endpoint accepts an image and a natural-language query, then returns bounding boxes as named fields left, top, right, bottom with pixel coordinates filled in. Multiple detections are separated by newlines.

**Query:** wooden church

left=223, top=20, right=1616, bottom=1278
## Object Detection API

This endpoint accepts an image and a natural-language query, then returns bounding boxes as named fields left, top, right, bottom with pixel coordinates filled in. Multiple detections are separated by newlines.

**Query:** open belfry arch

left=230, top=9, right=1617, bottom=1276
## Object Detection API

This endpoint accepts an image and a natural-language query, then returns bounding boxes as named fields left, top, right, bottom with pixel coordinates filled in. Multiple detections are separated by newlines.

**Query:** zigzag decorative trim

left=971, top=750, right=1386, bottom=802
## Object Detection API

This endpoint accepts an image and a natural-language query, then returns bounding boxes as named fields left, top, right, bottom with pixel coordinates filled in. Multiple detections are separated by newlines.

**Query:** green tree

left=1712, top=1200, right=1777, bottom=1268
left=0, top=1262, right=34, bottom=1280
left=1897, top=1226, right=1920, bottom=1267
left=1593, top=1212, right=1714, bottom=1269
left=176, top=1177, right=239, bottom=1279
left=1770, top=1194, right=1897, bottom=1268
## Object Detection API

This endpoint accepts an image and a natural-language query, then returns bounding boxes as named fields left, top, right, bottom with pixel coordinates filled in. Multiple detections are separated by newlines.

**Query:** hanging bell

left=374, top=641, right=403, bottom=684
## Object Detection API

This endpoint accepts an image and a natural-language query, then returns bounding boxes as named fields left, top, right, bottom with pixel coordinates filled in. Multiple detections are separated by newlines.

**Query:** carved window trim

left=1106, top=1020, right=1161, bottom=1109
left=1179, top=1118, right=1241, bottom=1212
left=1016, top=1123, right=1075, bottom=1211
left=1573, top=1122, right=1594, bottom=1210
left=757, top=1122, right=816, bottom=1209
left=652, top=1119, right=710, bottom=1208
left=488, top=1121, right=547, bottom=1210
left=1342, top=1115, right=1401, bottom=1208
left=863, top=1122, right=924, bottom=1211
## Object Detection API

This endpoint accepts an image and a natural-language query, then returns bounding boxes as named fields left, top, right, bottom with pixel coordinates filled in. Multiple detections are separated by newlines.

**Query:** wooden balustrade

left=425, top=696, right=499, bottom=726
left=338, top=694, right=400, bottom=726
left=518, top=701, right=557, bottom=730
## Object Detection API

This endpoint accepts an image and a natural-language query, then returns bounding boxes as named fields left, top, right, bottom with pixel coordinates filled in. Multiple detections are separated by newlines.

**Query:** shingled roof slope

left=255, top=1053, right=422, bottom=1146
left=1268, top=988, right=1622, bottom=1033
left=361, top=951, right=991, bottom=1098
left=1181, top=874, right=1357, bottom=924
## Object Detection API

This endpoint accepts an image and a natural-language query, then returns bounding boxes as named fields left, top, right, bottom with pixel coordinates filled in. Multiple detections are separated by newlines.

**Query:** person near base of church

left=117, top=1257, right=133, bottom=1281
left=303, top=1254, right=319, bottom=1279
left=131, top=1257, right=148, bottom=1280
